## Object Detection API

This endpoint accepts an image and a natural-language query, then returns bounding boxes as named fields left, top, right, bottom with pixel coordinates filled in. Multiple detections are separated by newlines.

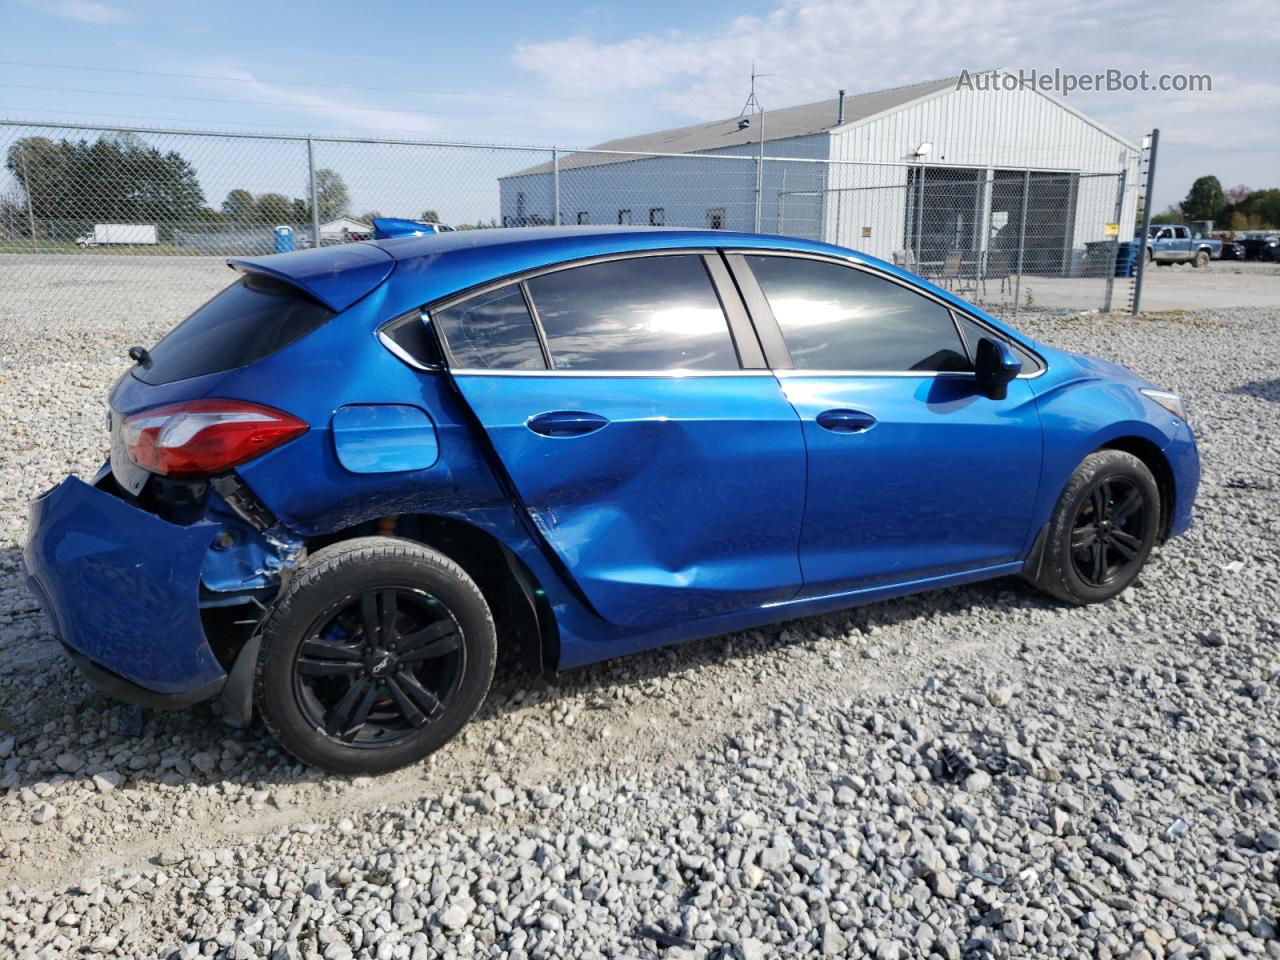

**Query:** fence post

left=552, top=149, right=560, bottom=226
left=1102, top=167, right=1127, bottom=312
left=307, top=137, right=321, bottom=249
left=1130, top=128, right=1159, bottom=316
left=1012, top=169, right=1030, bottom=319
left=20, top=150, right=36, bottom=252
left=913, top=163, right=925, bottom=269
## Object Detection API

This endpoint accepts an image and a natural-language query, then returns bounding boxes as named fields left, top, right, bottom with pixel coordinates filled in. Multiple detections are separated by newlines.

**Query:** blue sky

left=2, top=0, right=1276, bottom=218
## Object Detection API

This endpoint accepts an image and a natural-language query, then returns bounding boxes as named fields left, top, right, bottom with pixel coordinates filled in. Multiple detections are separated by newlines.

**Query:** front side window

left=524, top=255, right=740, bottom=371
left=432, top=285, right=544, bottom=370
left=951, top=312, right=1041, bottom=373
left=745, top=255, right=970, bottom=372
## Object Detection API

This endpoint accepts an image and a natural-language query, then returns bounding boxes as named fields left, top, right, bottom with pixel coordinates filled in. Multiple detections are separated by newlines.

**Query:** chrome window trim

left=449, top=368, right=777, bottom=378
left=774, top=369, right=977, bottom=379
left=432, top=248, right=751, bottom=375
left=375, top=309, right=444, bottom=372
left=727, top=248, right=1047, bottom=379
left=426, top=248, right=722, bottom=319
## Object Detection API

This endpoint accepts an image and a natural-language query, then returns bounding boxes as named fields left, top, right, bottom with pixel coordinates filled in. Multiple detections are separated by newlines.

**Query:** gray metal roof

left=502, top=77, right=959, bottom=178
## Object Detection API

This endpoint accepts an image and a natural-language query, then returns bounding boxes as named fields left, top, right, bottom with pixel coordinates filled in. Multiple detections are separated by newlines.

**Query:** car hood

left=1061, top=349, right=1159, bottom=390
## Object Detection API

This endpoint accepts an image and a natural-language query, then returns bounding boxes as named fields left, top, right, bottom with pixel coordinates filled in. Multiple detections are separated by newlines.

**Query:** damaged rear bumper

left=23, top=469, right=270, bottom=709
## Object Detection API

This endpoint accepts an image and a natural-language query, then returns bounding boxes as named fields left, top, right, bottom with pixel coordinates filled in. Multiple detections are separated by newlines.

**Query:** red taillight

left=120, top=399, right=308, bottom=477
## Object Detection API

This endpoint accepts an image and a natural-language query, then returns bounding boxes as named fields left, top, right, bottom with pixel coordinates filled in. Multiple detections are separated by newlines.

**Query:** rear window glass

left=137, top=274, right=336, bottom=385
left=432, top=285, right=545, bottom=371
left=524, top=255, right=740, bottom=371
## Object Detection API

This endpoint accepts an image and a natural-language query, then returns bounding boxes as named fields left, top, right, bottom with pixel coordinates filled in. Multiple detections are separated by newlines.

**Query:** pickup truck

left=1141, top=224, right=1221, bottom=267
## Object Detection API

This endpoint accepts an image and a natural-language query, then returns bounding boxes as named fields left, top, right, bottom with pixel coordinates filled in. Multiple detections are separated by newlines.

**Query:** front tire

left=1192, top=250, right=1210, bottom=268
left=255, top=537, right=496, bottom=775
left=1033, top=450, right=1161, bottom=605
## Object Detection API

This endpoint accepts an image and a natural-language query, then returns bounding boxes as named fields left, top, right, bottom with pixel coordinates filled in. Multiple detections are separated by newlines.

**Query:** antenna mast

left=739, top=62, right=773, bottom=233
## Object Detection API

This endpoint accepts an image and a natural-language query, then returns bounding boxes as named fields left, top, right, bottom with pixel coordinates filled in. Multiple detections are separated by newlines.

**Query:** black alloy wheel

left=1031, top=449, right=1161, bottom=605
left=293, top=586, right=464, bottom=747
left=1068, top=477, right=1149, bottom=588
left=256, top=537, right=496, bottom=774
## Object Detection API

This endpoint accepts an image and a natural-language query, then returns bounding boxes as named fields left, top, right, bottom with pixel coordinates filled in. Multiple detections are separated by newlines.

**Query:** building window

left=649, top=208, right=665, bottom=226
left=576, top=211, right=589, bottom=225
left=617, top=209, right=632, bottom=225
left=706, top=208, right=725, bottom=230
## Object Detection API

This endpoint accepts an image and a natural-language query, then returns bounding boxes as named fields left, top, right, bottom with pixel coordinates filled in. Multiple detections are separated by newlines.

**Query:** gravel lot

left=0, top=275, right=1278, bottom=959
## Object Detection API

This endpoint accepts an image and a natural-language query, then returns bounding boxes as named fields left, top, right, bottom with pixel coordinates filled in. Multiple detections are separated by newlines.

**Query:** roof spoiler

left=228, top=243, right=395, bottom=312
left=372, top=217, right=440, bottom=239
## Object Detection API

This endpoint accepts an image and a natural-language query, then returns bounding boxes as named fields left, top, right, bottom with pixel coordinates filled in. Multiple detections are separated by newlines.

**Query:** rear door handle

left=815, top=408, right=877, bottom=434
left=526, top=411, right=609, bottom=437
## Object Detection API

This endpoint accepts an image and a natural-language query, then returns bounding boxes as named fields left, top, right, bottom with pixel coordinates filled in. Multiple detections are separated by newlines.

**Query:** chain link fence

left=0, top=120, right=1134, bottom=347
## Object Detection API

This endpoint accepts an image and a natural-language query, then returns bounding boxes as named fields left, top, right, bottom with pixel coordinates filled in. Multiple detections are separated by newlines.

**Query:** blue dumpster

left=273, top=225, right=294, bottom=254
left=1085, top=240, right=1138, bottom=278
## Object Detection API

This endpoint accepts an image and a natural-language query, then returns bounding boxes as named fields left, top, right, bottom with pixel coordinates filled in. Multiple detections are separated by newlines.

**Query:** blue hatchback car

left=24, top=227, right=1199, bottom=773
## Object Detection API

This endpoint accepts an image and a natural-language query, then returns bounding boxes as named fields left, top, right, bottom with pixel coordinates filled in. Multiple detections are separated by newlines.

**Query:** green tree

left=1150, top=205, right=1183, bottom=225
left=1234, top=188, right=1280, bottom=228
left=289, top=198, right=310, bottom=224
left=313, top=169, right=350, bottom=222
left=222, top=189, right=256, bottom=222
left=5, top=134, right=205, bottom=234
left=254, top=193, right=292, bottom=225
left=1181, top=175, right=1226, bottom=224
left=420, top=209, right=440, bottom=223
left=358, top=210, right=383, bottom=224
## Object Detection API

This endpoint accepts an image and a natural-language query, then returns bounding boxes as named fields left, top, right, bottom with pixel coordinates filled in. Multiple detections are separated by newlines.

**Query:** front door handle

left=815, top=408, right=877, bottom=434
left=526, top=411, right=609, bottom=438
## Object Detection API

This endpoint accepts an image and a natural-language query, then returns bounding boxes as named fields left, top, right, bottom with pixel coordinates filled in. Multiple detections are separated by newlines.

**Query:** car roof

left=366, top=225, right=843, bottom=262
left=229, top=226, right=1012, bottom=340
left=231, top=226, right=860, bottom=313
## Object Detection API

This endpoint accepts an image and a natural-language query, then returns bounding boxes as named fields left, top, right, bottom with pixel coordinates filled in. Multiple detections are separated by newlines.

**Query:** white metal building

left=499, top=74, right=1138, bottom=276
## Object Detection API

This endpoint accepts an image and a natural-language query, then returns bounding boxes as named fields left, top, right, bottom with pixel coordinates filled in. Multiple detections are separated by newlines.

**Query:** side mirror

left=974, top=337, right=1022, bottom=400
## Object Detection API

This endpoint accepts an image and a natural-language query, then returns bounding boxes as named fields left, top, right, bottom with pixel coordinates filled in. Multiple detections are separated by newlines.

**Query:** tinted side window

left=433, top=285, right=545, bottom=370
left=137, top=274, right=336, bottom=385
left=525, top=255, right=740, bottom=371
left=745, top=256, right=970, bottom=372
left=952, top=313, right=1042, bottom=373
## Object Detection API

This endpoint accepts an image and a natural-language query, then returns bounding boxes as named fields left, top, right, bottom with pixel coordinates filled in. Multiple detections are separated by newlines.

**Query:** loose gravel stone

left=2, top=294, right=1280, bottom=957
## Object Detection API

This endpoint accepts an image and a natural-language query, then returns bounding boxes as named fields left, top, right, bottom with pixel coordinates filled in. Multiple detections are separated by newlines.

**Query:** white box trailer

left=76, top=224, right=159, bottom=247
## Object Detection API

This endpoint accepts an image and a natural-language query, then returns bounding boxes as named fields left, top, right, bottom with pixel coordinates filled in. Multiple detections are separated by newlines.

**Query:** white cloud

left=194, top=67, right=440, bottom=136
left=23, top=0, right=127, bottom=24
left=513, top=0, right=1280, bottom=204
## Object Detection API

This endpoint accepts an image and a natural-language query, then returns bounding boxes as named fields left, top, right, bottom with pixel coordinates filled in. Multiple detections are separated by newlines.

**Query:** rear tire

left=255, top=537, right=496, bottom=775
left=1032, top=450, right=1161, bottom=605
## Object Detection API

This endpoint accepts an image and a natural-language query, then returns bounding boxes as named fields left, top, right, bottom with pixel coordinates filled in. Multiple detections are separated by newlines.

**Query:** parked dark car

left=1218, top=239, right=1245, bottom=261
left=1243, top=234, right=1280, bottom=261
left=24, top=227, right=1200, bottom=774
